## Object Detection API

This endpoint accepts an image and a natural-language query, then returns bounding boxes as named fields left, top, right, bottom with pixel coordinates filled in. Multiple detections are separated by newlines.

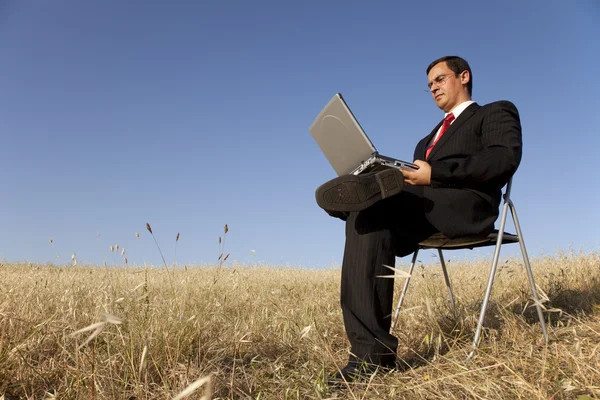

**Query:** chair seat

left=419, top=230, right=519, bottom=250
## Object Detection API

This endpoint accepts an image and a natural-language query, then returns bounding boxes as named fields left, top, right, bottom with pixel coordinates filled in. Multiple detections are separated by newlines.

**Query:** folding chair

left=390, top=177, right=548, bottom=358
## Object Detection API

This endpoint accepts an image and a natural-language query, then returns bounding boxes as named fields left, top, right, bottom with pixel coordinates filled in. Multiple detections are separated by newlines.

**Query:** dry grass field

left=1, top=250, right=599, bottom=399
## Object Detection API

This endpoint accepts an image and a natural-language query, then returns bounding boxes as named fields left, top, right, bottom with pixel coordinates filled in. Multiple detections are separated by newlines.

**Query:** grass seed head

left=176, top=233, right=180, bottom=242
left=136, top=232, right=140, bottom=238
left=146, top=223, right=152, bottom=234
left=224, top=224, right=228, bottom=233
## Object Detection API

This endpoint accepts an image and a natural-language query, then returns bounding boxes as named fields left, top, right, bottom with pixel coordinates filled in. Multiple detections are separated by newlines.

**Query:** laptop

left=309, top=93, right=418, bottom=176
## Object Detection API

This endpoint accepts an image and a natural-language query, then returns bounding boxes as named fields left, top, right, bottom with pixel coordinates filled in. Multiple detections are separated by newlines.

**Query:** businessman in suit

left=315, top=56, right=522, bottom=385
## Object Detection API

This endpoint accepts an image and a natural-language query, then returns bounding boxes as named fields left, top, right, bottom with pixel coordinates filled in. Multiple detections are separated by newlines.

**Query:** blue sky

left=1, top=1, right=599, bottom=268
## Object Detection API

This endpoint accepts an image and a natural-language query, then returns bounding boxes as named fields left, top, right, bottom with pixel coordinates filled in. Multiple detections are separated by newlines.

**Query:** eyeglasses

left=424, top=73, right=455, bottom=92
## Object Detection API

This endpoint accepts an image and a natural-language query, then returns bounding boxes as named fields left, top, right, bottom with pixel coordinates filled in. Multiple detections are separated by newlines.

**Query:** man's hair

left=426, top=56, right=473, bottom=96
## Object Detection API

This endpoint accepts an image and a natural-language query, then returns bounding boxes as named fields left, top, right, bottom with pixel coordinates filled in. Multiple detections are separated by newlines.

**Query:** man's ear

left=460, top=70, right=471, bottom=85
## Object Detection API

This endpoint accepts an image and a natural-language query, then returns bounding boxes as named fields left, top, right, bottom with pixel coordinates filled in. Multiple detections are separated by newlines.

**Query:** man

left=315, top=56, right=522, bottom=385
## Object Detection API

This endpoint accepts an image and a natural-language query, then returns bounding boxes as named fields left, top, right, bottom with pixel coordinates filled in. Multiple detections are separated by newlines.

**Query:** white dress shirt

left=428, top=100, right=476, bottom=146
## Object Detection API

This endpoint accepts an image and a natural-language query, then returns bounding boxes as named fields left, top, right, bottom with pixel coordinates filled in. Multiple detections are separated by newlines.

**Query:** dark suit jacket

left=414, top=101, right=522, bottom=238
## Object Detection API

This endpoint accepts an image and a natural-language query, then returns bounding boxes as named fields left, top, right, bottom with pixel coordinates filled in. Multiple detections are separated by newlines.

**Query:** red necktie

left=426, top=113, right=455, bottom=159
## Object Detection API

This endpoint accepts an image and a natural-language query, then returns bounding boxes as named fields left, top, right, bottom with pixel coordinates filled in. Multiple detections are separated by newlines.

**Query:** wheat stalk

left=48, top=237, right=60, bottom=263
left=218, top=224, right=229, bottom=271
left=146, top=222, right=170, bottom=273
left=174, top=232, right=180, bottom=267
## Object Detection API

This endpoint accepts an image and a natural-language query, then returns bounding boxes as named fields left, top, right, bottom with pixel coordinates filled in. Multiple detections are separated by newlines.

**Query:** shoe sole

left=316, top=168, right=404, bottom=212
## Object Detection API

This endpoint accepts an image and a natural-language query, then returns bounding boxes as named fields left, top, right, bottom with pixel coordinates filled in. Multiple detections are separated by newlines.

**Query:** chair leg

left=391, top=249, right=419, bottom=330
left=508, top=200, right=549, bottom=343
left=438, top=249, right=458, bottom=319
left=468, top=201, right=510, bottom=360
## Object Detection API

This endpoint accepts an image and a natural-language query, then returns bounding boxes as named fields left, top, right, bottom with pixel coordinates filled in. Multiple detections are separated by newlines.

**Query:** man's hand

left=401, top=160, right=431, bottom=185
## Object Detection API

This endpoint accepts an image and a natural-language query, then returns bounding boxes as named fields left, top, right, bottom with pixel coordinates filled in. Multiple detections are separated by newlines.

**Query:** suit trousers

left=339, top=184, right=438, bottom=364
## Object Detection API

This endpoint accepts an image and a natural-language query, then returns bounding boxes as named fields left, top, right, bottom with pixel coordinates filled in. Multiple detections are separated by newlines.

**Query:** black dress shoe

left=327, top=358, right=395, bottom=388
left=315, top=168, right=405, bottom=213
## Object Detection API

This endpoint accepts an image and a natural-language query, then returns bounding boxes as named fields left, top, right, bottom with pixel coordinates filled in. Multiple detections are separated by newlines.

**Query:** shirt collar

left=446, top=100, right=475, bottom=119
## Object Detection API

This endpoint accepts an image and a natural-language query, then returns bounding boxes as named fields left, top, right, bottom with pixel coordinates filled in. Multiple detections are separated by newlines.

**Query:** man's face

left=427, top=62, right=470, bottom=113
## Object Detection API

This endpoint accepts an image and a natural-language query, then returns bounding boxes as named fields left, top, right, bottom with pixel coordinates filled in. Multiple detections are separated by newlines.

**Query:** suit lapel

left=426, top=103, right=480, bottom=161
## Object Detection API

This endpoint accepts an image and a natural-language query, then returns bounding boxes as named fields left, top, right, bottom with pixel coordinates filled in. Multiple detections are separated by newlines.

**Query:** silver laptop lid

left=309, top=93, right=377, bottom=176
